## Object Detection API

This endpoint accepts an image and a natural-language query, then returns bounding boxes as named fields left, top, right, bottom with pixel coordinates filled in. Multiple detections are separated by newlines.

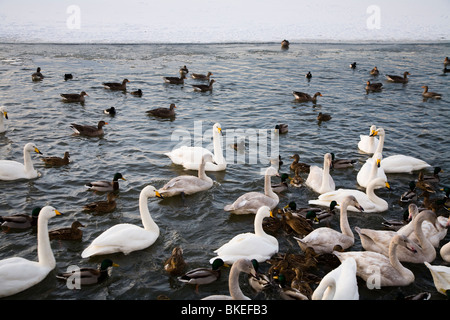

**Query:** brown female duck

left=317, top=112, right=332, bottom=122
left=290, top=154, right=310, bottom=173
left=41, top=151, right=70, bottom=166
left=422, top=86, right=442, bottom=99
left=103, top=79, right=130, bottom=91
left=49, top=220, right=84, bottom=241
left=292, top=91, right=322, bottom=103
left=146, top=103, right=176, bottom=118
left=191, top=72, right=213, bottom=80
left=70, top=120, right=108, bottom=137
left=386, top=72, right=410, bottom=83
left=83, top=192, right=117, bottom=214
left=370, top=66, right=379, bottom=75
left=60, top=91, right=88, bottom=103
left=164, top=247, right=187, bottom=276
left=193, top=79, right=215, bottom=92
left=32, top=67, right=44, bottom=81
left=366, top=81, right=383, bottom=92
left=163, top=73, right=186, bottom=84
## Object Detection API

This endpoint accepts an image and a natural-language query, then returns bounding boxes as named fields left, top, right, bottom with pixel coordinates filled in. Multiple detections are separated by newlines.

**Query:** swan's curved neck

left=373, top=133, right=385, bottom=158
left=369, top=158, right=379, bottom=181
left=23, top=148, right=35, bottom=174
left=339, top=200, right=353, bottom=238
left=414, top=213, right=435, bottom=254
left=229, top=266, right=250, bottom=300
left=37, top=216, right=55, bottom=268
left=314, top=278, right=336, bottom=300
left=139, top=193, right=159, bottom=232
left=198, top=159, right=211, bottom=181
left=264, top=173, right=278, bottom=200
left=388, top=242, right=410, bottom=278
left=0, top=115, right=4, bottom=132
left=366, top=182, right=385, bottom=207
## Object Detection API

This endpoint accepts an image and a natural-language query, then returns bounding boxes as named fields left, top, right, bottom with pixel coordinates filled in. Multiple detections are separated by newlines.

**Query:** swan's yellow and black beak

left=385, top=182, right=391, bottom=190
left=34, top=147, right=43, bottom=155
left=376, top=158, right=381, bottom=167
left=3, top=111, right=7, bottom=119
left=55, top=209, right=62, bottom=216
left=218, top=127, right=223, bottom=135
left=370, top=130, right=378, bottom=137
left=269, top=210, right=274, bottom=218
left=155, top=191, right=164, bottom=199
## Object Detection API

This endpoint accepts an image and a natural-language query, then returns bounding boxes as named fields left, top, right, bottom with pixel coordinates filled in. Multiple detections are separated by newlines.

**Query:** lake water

left=0, top=42, right=449, bottom=301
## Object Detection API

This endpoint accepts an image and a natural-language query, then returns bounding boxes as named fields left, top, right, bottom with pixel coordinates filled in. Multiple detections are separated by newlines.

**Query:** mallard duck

left=271, top=173, right=289, bottom=193
left=0, top=206, right=61, bottom=298
left=130, top=89, right=143, bottom=97
left=386, top=72, right=410, bottom=83
left=330, top=153, right=356, bottom=169
left=290, top=167, right=303, bottom=187
left=248, top=259, right=271, bottom=292
left=292, top=91, right=322, bottom=103
left=290, top=267, right=315, bottom=299
left=422, top=167, right=443, bottom=183
left=164, top=247, right=187, bottom=276
left=284, top=201, right=337, bottom=224
left=103, top=78, right=129, bottom=90
left=262, top=209, right=284, bottom=235
left=85, top=172, right=126, bottom=192
left=49, top=220, right=84, bottom=241
left=305, top=71, right=312, bottom=79
left=290, top=154, right=310, bottom=173
left=317, top=112, right=331, bottom=122
left=64, top=73, right=73, bottom=81
left=281, top=40, right=290, bottom=49
left=400, top=181, right=417, bottom=204
left=56, top=259, right=119, bottom=287
left=422, top=86, right=442, bottom=99
left=349, top=62, right=357, bottom=69
left=0, top=142, right=43, bottom=180
left=191, top=72, right=213, bottom=80
left=0, top=207, right=41, bottom=231
left=416, top=171, right=436, bottom=193
left=41, top=151, right=70, bottom=166
left=381, top=208, right=411, bottom=231
left=179, top=65, right=189, bottom=75
left=192, top=79, right=215, bottom=92
left=366, top=81, right=383, bottom=92
left=282, top=208, right=314, bottom=236
left=81, top=185, right=163, bottom=258
left=275, top=124, right=288, bottom=134
left=0, top=106, right=8, bottom=133
left=60, top=91, right=88, bottom=103
left=370, top=66, right=379, bottom=75
left=444, top=57, right=449, bottom=67
left=70, top=120, right=108, bottom=137
left=83, top=192, right=117, bottom=214
left=32, top=67, right=44, bottom=81
left=178, top=258, right=228, bottom=292
left=146, top=103, right=176, bottom=118
left=103, top=107, right=116, bottom=116
left=273, top=273, right=309, bottom=300
left=163, top=73, right=186, bottom=84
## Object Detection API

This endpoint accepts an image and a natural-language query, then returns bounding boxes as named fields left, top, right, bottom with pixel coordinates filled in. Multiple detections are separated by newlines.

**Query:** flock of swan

left=0, top=55, right=449, bottom=301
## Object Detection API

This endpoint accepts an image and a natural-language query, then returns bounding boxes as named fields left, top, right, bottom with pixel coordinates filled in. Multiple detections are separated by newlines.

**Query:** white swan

left=358, top=124, right=379, bottom=154
left=309, top=177, right=390, bottom=213
left=224, top=166, right=279, bottom=214
left=356, top=209, right=438, bottom=263
left=81, top=185, right=162, bottom=258
left=356, top=152, right=387, bottom=188
left=0, top=206, right=61, bottom=298
left=201, top=258, right=256, bottom=300
left=424, top=262, right=450, bottom=297
left=440, top=241, right=450, bottom=263
left=333, top=234, right=416, bottom=287
left=0, top=106, right=8, bottom=133
left=305, top=153, right=335, bottom=194
left=210, top=206, right=279, bottom=264
left=0, top=143, right=42, bottom=180
left=165, top=123, right=226, bottom=171
left=371, top=128, right=431, bottom=173
left=158, top=153, right=215, bottom=197
left=312, top=257, right=359, bottom=300
left=295, top=196, right=364, bottom=254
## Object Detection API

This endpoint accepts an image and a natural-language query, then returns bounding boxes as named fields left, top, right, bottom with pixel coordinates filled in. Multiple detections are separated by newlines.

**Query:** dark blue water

left=0, top=42, right=449, bottom=300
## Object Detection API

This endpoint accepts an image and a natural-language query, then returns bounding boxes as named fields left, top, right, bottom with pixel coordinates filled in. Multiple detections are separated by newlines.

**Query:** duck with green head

left=0, top=207, right=41, bottom=232
left=85, top=172, right=126, bottom=192
left=178, top=258, right=228, bottom=292
left=57, top=259, right=119, bottom=286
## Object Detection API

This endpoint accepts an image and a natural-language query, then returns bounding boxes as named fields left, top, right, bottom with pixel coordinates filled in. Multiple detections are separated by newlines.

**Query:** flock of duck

left=0, top=50, right=449, bottom=301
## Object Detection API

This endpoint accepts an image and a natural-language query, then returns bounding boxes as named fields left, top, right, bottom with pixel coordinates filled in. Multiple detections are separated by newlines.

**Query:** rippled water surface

left=0, top=42, right=449, bottom=300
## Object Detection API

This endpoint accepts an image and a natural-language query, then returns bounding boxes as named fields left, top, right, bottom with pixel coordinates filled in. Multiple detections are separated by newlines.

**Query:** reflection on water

left=0, top=42, right=449, bottom=300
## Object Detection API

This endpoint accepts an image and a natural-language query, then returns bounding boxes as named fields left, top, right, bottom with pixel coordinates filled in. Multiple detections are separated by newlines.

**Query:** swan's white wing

left=381, top=155, right=430, bottom=173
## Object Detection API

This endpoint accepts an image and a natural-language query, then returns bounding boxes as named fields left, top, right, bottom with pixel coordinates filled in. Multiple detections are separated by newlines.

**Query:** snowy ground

left=0, top=0, right=449, bottom=43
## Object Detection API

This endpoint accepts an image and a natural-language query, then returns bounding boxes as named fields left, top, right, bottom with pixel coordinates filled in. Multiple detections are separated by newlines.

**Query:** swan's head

left=0, top=106, right=7, bottom=119
left=265, top=166, right=279, bottom=177
left=370, top=128, right=385, bottom=137
left=213, top=123, right=222, bottom=135
left=202, top=153, right=217, bottom=165
left=24, top=143, right=43, bottom=155
left=341, top=195, right=364, bottom=212
left=324, top=153, right=333, bottom=168
left=256, top=206, right=272, bottom=220
left=373, top=152, right=383, bottom=166
left=39, top=206, right=62, bottom=221
left=142, top=185, right=164, bottom=199
left=235, top=258, right=257, bottom=279
left=393, top=234, right=417, bottom=253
